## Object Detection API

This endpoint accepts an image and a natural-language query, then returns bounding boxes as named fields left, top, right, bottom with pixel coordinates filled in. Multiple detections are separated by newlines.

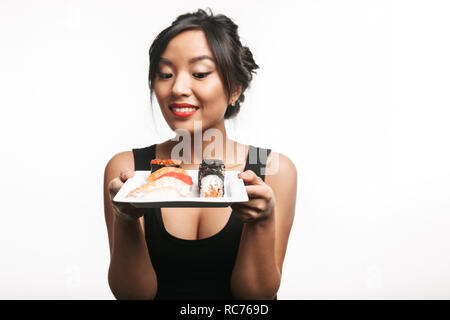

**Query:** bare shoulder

left=264, top=151, right=298, bottom=217
left=104, top=151, right=135, bottom=185
left=265, top=151, right=298, bottom=187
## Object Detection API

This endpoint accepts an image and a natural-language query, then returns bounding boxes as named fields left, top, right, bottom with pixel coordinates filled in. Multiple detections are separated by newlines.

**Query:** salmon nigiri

left=126, top=166, right=193, bottom=198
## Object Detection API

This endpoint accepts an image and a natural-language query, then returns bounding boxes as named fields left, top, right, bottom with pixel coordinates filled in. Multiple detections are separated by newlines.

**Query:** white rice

left=200, top=175, right=224, bottom=197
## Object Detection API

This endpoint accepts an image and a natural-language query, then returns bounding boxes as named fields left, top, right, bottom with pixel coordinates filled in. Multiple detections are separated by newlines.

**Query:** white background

left=1, top=0, right=449, bottom=299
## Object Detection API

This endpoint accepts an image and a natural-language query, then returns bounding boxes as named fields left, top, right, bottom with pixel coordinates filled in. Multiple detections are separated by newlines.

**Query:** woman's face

left=154, top=30, right=236, bottom=134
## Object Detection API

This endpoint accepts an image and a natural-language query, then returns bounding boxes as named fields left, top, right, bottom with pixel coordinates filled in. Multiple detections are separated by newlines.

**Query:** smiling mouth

left=169, top=106, right=199, bottom=112
left=169, top=105, right=199, bottom=118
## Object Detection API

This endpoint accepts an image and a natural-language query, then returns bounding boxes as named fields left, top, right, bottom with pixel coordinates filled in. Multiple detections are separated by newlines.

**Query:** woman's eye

left=157, top=72, right=172, bottom=79
left=193, top=72, right=211, bottom=79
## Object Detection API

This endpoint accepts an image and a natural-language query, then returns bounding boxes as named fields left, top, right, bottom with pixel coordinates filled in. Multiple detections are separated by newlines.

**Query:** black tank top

left=132, top=144, right=271, bottom=300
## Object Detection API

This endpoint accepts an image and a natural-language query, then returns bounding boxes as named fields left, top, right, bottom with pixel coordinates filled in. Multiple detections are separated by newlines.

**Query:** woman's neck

left=158, top=121, right=248, bottom=169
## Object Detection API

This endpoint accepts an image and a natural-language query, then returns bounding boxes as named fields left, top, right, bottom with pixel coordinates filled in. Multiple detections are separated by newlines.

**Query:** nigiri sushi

left=126, top=166, right=193, bottom=199
left=150, top=158, right=181, bottom=172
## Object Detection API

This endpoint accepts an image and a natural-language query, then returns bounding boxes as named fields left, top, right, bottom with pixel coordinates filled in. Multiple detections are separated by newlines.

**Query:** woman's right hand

left=109, top=169, right=147, bottom=222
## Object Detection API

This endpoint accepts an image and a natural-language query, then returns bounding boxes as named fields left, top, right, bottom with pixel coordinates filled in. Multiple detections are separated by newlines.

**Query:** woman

left=104, top=9, right=297, bottom=300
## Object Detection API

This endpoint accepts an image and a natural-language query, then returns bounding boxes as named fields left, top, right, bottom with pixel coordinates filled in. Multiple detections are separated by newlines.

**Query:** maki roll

left=150, top=159, right=182, bottom=172
left=198, top=159, right=225, bottom=198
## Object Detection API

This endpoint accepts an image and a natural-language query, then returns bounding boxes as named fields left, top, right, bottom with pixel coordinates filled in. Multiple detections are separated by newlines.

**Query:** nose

left=171, top=72, right=192, bottom=97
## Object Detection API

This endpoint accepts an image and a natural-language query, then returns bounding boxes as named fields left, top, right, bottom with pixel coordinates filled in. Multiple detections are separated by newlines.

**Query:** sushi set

left=113, top=159, right=249, bottom=208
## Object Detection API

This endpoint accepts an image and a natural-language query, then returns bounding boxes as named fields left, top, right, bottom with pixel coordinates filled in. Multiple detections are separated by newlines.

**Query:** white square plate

left=113, top=170, right=249, bottom=208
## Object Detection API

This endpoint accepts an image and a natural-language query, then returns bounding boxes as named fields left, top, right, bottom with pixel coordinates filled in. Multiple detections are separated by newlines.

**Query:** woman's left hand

left=230, top=170, right=275, bottom=223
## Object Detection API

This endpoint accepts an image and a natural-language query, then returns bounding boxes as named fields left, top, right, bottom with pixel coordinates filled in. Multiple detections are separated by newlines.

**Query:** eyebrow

left=159, top=55, right=215, bottom=66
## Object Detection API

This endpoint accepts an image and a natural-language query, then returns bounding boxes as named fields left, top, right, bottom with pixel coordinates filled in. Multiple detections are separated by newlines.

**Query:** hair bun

left=241, top=46, right=259, bottom=81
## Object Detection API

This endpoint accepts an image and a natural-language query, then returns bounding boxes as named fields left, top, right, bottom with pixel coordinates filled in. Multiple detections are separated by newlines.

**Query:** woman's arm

left=230, top=152, right=297, bottom=299
left=104, top=151, right=157, bottom=299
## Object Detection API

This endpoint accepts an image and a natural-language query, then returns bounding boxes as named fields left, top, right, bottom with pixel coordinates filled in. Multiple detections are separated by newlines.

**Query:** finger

left=119, top=168, right=133, bottom=182
left=230, top=202, right=246, bottom=212
left=111, top=200, right=126, bottom=212
left=243, top=198, right=267, bottom=212
left=113, top=202, right=146, bottom=220
left=234, top=198, right=267, bottom=213
left=238, top=170, right=263, bottom=186
left=232, top=206, right=259, bottom=223
left=108, top=177, right=124, bottom=198
left=245, top=185, right=272, bottom=201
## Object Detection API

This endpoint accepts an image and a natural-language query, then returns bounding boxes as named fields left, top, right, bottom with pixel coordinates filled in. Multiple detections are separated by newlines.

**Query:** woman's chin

left=168, top=119, right=213, bottom=135
left=168, top=122, right=195, bottom=135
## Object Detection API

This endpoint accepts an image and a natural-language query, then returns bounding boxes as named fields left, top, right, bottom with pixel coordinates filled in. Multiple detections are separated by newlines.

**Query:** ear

left=228, top=84, right=242, bottom=105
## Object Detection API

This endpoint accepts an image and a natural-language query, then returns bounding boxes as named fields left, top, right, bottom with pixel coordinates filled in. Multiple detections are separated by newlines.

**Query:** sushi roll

left=198, top=159, right=225, bottom=198
left=150, top=159, right=182, bottom=172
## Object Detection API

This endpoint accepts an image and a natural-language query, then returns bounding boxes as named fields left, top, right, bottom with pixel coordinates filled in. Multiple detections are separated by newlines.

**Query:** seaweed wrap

left=198, top=159, right=225, bottom=197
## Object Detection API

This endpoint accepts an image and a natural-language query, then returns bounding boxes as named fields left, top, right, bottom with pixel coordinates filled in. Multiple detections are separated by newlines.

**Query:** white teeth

left=172, top=107, right=196, bottom=112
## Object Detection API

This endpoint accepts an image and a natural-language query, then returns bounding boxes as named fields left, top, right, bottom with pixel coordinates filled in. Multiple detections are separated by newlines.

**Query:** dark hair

left=148, top=8, right=259, bottom=119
